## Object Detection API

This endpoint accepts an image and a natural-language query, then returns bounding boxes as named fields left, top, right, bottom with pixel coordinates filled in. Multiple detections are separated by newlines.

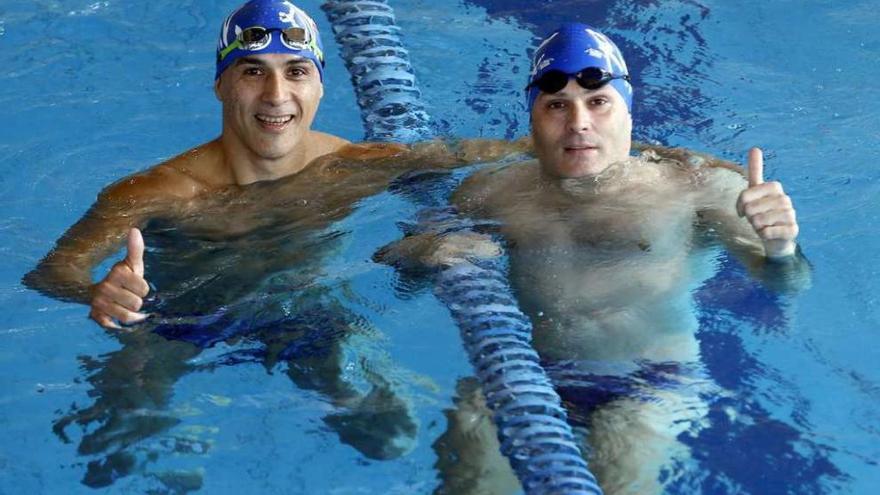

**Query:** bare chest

left=500, top=188, right=696, bottom=255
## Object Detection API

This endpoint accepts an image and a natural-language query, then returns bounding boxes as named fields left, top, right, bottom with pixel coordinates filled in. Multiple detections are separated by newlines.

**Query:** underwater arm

left=373, top=167, right=505, bottom=272
left=374, top=230, right=501, bottom=272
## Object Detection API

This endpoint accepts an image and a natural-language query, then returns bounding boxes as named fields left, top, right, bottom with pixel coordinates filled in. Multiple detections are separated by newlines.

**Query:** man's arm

left=412, top=136, right=533, bottom=167
left=23, top=200, right=141, bottom=304
left=373, top=165, right=508, bottom=271
left=332, top=136, right=532, bottom=173
left=22, top=164, right=199, bottom=327
left=693, top=148, right=811, bottom=292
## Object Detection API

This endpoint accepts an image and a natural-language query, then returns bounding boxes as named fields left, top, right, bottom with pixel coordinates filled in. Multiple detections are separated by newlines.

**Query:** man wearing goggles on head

left=26, top=0, right=351, bottom=327
left=378, top=23, right=810, bottom=495
left=25, top=0, right=518, bottom=330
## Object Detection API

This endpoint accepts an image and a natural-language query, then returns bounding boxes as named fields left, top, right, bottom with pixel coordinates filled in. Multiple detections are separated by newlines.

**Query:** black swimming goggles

left=218, top=26, right=311, bottom=61
left=527, top=67, right=631, bottom=93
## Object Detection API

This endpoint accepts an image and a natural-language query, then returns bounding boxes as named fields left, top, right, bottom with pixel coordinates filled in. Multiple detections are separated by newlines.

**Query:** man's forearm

left=22, top=254, right=95, bottom=304
left=408, top=136, right=532, bottom=169
left=22, top=224, right=124, bottom=305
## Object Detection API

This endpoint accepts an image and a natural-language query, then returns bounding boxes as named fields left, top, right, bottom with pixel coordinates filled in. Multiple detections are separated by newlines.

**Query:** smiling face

left=214, top=52, right=323, bottom=162
left=531, top=78, right=632, bottom=178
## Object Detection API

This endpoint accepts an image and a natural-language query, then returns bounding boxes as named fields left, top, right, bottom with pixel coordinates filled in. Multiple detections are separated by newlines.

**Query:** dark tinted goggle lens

left=533, top=70, right=569, bottom=93
left=530, top=67, right=629, bottom=93
left=575, top=67, right=616, bottom=90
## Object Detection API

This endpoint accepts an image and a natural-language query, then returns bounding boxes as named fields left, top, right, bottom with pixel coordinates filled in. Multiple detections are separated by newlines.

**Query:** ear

left=214, top=77, right=222, bottom=101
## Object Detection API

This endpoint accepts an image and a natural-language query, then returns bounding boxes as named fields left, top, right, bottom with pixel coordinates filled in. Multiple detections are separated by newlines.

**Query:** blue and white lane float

left=437, top=261, right=601, bottom=494
left=322, top=0, right=434, bottom=142
left=321, top=1, right=603, bottom=493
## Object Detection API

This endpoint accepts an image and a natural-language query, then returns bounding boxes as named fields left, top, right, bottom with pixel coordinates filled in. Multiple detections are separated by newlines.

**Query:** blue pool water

left=2, top=0, right=879, bottom=493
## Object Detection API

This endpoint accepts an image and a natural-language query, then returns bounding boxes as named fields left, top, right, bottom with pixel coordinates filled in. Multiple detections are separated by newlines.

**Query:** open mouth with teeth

left=255, top=114, right=295, bottom=130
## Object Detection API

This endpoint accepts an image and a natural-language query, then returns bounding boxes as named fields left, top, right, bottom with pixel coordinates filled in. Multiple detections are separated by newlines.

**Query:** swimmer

left=24, top=0, right=347, bottom=326
left=22, top=0, right=524, bottom=329
left=377, top=23, right=811, bottom=494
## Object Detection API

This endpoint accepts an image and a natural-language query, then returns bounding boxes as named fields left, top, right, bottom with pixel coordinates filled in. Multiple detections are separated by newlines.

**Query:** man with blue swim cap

left=379, top=23, right=810, bottom=495
left=526, top=22, right=636, bottom=179
left=26, top=0, right=515, bottom=330
left=26, top=0, right=406, bottom=328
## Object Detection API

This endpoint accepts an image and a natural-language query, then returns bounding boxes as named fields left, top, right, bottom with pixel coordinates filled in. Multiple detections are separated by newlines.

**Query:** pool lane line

left=322, top=2, right=603, bottom=493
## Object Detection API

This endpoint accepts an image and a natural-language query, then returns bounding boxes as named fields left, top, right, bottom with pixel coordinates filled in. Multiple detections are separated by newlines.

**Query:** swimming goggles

left=218, top=26, right=311, bottom=62
left=527, top=67, right=631, bottom=94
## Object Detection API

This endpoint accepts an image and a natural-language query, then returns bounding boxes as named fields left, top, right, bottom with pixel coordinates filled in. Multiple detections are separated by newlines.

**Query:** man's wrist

left=764, top=240, right=798, bottom=260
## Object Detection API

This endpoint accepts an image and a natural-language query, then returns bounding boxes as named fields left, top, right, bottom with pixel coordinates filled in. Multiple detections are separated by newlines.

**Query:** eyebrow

left=234, top=57, right=266, bottom=67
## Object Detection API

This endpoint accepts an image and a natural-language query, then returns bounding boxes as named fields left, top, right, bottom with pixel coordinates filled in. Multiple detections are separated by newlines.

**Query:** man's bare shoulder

left=100, top=141, right=223, bottom=204
left=636, top=145, right=746, bottom=189
left=637, top=147, right=747, bottom=211
left=693, top=161, right=748, bottom=209
left=308, top=130, right=353, bottom=158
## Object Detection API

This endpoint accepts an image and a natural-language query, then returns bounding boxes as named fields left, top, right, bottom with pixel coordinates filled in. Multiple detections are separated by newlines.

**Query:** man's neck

left=541, top=157, right=644, bottom=199
left=220, top=133, right=312, bottom=186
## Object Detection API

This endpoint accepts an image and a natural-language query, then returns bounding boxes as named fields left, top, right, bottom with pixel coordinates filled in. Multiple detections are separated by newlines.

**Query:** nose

left=261, top=70, right=287, bottom=106
left=567, top=101, right=592, bottom=133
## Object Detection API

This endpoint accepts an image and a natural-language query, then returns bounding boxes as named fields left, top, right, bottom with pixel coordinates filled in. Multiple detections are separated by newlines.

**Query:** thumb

left=748, top=147, right=764, bottom=187
left=125, top=228, right=145, bottom=277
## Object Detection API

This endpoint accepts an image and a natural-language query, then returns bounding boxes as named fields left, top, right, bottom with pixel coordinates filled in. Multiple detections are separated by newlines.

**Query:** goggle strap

left=218, top=39, right=242, bottom=62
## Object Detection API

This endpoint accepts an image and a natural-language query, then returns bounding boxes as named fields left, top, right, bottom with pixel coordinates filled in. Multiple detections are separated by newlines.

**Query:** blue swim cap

left=527, top=23, right=632, bottom=112
left=216, top=0, right=325, bottom=81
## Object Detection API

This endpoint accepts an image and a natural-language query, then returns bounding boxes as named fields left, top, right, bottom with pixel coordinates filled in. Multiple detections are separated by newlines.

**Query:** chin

left=251, top=137, right=297, bottom=159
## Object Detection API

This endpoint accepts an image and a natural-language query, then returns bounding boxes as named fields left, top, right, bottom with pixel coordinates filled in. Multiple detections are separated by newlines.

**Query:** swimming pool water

left=1, top=0, right=879, bottom=493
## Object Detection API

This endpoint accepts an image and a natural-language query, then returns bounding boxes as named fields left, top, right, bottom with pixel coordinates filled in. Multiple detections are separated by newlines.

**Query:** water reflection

left=684, top=253, right=847, bottom=494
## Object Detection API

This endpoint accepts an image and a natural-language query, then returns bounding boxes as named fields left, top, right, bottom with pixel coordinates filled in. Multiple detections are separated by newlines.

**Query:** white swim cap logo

left=586, top=28, right=627, bottom=73
left=531, top=32, right=559, bottom=77
left=279, top=1, right=304, bottom=26
left=585, top=47, right=604, bottom=59
left=535, top=32, right=559, bottom=54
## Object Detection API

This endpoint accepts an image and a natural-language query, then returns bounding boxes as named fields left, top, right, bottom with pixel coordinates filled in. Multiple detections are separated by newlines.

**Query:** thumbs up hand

left=88, top=228, right=151, bottom=329
left=735, top=147, right=799, bottom=258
